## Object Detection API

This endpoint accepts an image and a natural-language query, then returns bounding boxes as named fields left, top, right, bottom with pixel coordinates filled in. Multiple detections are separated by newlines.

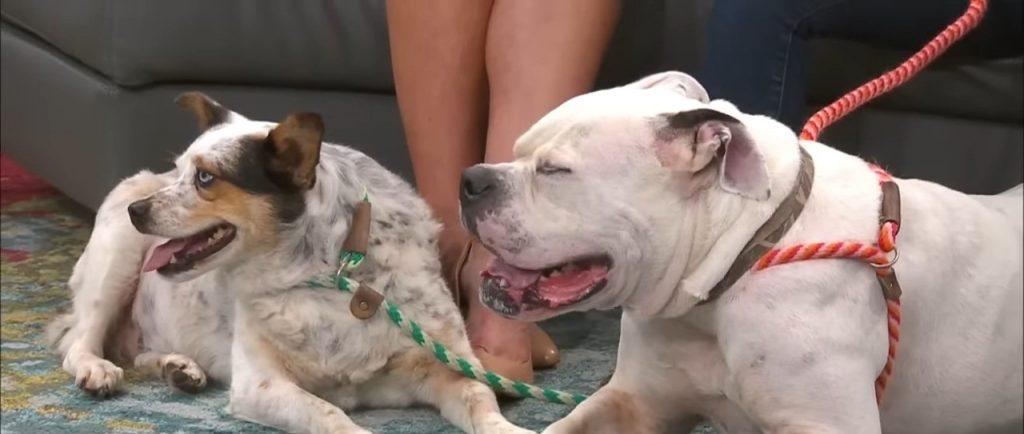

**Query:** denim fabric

left=699, top=0, right=1023, bottom=130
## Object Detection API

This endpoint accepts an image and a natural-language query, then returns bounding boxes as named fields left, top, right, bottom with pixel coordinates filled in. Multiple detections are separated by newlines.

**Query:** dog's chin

left=479, top=254, right=612, bottom=321
left=141, top=223, right=240, bottom=281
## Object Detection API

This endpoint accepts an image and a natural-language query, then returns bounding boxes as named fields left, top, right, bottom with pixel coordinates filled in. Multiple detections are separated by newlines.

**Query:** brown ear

left=175, top=92, right=235, bottom=131
left=265, top=113, right=323, bottom=190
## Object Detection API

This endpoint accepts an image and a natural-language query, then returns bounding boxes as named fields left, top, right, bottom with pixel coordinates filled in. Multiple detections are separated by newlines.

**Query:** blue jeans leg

left=699, top=0, right=1022, bottom=131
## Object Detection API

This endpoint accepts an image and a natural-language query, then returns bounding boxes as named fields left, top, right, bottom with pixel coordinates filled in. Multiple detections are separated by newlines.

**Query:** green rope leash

left=304, top=193, right=587, bottom=406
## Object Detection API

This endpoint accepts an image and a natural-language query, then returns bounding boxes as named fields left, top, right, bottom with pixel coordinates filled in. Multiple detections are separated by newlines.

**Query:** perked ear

left=656, top=108, right=770, bottom=200
left=175, top=92, right=244, bottom=131
left=265, top=113, right=324, bottom=190
left=625, top=71, right=710, bottom=103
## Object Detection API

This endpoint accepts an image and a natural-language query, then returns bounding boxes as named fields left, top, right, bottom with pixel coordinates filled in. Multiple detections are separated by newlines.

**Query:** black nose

left=127, top=199, right=152, bottom=228
left=461, top=165, right=498, bottom=203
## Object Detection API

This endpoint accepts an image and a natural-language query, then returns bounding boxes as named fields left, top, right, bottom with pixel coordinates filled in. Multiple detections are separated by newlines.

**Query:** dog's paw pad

left=162, top=356, right=207, bottom=394
left=74, top=358, right=124, bottom=398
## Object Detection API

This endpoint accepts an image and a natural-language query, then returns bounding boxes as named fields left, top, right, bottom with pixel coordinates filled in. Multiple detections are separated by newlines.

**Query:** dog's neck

left=231, top=145, right=371, bottom=297
left=626, top=135, right=806, bottom=319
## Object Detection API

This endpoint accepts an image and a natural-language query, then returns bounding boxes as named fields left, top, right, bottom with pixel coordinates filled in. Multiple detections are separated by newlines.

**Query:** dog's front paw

left=70, top=356, right=124, bottom=398
left=323, top=423, right=374, bottom=434
left=162, top=355, right=207, bottom=393
left=477, top=415, right=536, bottom=434
left=540, top=419, right=580, bottom=434
left=495, top=426, right=536, bottom=434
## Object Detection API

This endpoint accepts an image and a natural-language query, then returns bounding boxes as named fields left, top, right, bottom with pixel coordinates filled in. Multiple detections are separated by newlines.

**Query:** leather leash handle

left=342, top=199, right=383, bottom=319
left=879, top=182, right=901, bottom=231
left=876, top=181, right=903, bottom=301
left=343, top=200, right=371, bottom=256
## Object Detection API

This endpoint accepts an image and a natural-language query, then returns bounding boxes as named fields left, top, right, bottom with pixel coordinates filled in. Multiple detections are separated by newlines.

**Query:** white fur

left=466, top=72, right=1024, bottom=433
left=49, top=104, right=532, bottom=434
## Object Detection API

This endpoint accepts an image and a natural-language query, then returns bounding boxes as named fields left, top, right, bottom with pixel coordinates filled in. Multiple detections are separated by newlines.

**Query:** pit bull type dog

left=459, top=71, right=1024, bottom=434
left=48, top=93, right=532, bottom=434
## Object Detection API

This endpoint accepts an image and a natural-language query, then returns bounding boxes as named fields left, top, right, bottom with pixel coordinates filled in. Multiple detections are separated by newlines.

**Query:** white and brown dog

left=47, top=93, right=532, bottom=434
left=459, top=71, right=1023, bottom=434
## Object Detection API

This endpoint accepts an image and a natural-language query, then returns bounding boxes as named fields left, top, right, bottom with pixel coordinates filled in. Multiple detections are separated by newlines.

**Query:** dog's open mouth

left=480, top=255, right=612, bottom=317
left=142, top=224, right=237, bottom=274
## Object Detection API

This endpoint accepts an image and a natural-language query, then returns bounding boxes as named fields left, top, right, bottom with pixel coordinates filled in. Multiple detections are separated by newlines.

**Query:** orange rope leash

left=799, top=0, right=990, bottom=142
left=759, top=0, right=989, bottom=404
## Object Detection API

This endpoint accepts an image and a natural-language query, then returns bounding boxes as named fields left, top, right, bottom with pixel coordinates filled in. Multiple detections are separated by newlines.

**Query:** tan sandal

left=452, top=241, right=560, bottom=377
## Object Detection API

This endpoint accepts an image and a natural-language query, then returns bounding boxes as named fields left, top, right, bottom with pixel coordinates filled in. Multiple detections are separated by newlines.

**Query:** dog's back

left=974, top=184, right=1024, bottom=236
left=881, top=179, right=1023, bottom=433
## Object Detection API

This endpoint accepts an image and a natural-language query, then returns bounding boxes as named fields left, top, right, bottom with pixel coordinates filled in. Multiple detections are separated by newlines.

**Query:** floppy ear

left=625, top=71, right=710, bottom=103
left=175, top=92, right=244, bottom=131
left=655, top=108, right=770, bottom=200
left=264, top=113, right=323, bottom=190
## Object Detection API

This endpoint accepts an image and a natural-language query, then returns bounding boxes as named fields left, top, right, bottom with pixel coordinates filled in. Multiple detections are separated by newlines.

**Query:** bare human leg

left=387, top=0, right=554, bottom=382
left=462, top=0, right=622, bottom=374
left=386, top=0, right=492, bottom=275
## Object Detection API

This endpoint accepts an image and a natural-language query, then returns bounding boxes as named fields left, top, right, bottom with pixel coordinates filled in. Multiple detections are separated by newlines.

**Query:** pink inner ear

left=655, top=121, right=726, bottom=173
left=721, top=133, right=771, bottom=200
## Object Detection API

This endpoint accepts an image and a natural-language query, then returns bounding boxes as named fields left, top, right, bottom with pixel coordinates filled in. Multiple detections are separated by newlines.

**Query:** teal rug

left=0, top=156, right=716, bottom=433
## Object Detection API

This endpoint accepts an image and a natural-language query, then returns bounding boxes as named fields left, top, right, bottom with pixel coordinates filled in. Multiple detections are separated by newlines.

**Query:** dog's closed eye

left=537, top=163, right=572, bottom=176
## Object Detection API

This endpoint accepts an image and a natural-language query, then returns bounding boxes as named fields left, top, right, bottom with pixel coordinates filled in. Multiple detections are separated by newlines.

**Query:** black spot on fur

left=396, top=215, right=411, bottom=228
left=801, top=352, right=817, bottom=366
left=749, top=354, right=766, bottom=369
left=217, top=312, right=230, bottom=329
left=164, top=362, right=205, bottom=394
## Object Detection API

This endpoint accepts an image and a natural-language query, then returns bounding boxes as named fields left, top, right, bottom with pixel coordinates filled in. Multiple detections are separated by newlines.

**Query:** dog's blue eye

left=195, top=170, right=215, bottom=187
left=537, top=164, right=572, bottom=176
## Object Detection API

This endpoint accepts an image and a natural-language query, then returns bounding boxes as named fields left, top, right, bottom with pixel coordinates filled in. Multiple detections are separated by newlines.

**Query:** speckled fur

left=47, top=95, right=532, bottom=434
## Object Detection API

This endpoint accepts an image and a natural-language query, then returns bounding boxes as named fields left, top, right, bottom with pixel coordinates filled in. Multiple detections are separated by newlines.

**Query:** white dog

left=47, top=93, right=532, bottom=434
left=459, top=71, right=1023, bottom=434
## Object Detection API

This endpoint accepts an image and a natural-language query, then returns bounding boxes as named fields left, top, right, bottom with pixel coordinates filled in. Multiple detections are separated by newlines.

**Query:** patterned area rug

left=0, top=155, right=716, bottom=433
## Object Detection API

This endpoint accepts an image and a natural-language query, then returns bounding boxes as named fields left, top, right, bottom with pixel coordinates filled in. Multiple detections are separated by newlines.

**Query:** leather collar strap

left=699, top=147, right=815, bottom=305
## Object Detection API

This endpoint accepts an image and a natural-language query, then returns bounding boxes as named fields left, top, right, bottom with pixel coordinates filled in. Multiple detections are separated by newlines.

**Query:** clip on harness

left=309, top=0, right=988, bottom=407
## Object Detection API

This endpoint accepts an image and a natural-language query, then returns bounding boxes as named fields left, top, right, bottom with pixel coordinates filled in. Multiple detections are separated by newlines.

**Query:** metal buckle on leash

left=868, top=247, right=899, bottom=269
left=335, top=256, right=354, bottom=282
left=870, top=248, right=902, bottom=301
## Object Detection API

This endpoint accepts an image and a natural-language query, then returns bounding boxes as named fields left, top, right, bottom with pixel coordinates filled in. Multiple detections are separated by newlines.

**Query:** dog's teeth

left=169, top=255, right=178, bottom=264
left=549, top=268, right=563, bottom=277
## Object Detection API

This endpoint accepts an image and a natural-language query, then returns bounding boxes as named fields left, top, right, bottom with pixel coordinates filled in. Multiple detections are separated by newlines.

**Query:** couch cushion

left=1, top=0, right=669, bottom=93
left=1, top=0, right=395, bottom=91
left=809, top=40, right=1023, bottom=124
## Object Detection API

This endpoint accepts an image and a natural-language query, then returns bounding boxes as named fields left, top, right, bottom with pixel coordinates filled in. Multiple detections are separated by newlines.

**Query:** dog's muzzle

left=128, top=199, right=152, bottom=231
left=459, top=165, right=505, bottom=233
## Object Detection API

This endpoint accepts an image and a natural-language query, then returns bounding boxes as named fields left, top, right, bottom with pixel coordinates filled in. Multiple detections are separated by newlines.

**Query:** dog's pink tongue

left=538, top=265, right=608, bottom=305
left=484, top=257, right=541, bottom=289
left=142, top=239, right=189, bottom=272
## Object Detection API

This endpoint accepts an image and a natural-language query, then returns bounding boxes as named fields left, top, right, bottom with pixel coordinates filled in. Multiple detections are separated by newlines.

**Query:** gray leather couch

left=2, top=1, right=1021, bottom=210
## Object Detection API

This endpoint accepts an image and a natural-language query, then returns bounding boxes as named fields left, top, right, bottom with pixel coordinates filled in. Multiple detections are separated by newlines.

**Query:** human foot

left=461, top=241, right=535, bottom=382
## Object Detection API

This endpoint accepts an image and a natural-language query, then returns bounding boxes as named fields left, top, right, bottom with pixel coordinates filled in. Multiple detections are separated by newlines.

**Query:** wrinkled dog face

left=128, top=93, right=323, bottom=282
left=460, top=72, right=773, bottom=320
